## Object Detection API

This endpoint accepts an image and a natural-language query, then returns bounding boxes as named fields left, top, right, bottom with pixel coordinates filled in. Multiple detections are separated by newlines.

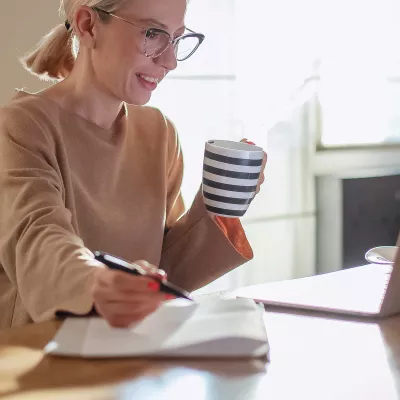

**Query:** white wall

left=0, top=0, right=59, bottom=105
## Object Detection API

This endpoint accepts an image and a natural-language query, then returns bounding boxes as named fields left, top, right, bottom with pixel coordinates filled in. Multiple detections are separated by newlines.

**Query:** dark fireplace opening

left=316, top=171, right=400, bottom=273
left=342, top=174, right=400, bottom=269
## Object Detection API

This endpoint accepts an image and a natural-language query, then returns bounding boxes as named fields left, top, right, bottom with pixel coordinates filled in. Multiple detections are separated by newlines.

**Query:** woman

left=0, top=0, right=266, bottom=329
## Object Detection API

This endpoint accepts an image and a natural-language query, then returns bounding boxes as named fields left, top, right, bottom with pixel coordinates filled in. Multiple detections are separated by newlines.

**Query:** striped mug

left=202, top=140, right=264, bottom=217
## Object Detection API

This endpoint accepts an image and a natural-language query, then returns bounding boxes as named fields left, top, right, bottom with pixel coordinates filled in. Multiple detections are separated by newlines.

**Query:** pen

left=94, top=251, right=193, bottom=301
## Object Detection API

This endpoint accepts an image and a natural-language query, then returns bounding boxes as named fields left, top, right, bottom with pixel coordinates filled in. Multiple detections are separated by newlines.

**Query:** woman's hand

left=92, top=260, right=173, bottom=328
left=241, top=138, right=267, bottom=196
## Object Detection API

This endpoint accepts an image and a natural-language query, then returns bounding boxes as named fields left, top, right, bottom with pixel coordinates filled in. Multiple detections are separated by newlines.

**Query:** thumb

left=241, top=138, right=256, bottom=145
left=135, top=260, right=167, bottom=281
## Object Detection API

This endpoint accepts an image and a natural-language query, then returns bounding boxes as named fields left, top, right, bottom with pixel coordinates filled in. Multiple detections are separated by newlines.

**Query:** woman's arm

left=159, top=119, right=253, bottom=292
left=0, top=107, right=98, bottom=322
left=0, top=107, right=169, bottom=326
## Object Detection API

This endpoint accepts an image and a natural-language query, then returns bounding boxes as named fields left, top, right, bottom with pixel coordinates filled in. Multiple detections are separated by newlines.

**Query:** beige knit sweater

left=0, top=91, right=252, bottom=329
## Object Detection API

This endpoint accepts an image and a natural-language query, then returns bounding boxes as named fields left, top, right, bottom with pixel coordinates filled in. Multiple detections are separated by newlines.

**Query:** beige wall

left=0, top=1, right=60, bottom=105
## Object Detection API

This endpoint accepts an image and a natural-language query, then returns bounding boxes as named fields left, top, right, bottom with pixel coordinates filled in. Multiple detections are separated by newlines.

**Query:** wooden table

left=1, top=308, right=400, bottom=399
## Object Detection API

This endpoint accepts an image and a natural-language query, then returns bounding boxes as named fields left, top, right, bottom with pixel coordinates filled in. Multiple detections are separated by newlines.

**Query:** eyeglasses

left=93, top=7, right=205, bottom=62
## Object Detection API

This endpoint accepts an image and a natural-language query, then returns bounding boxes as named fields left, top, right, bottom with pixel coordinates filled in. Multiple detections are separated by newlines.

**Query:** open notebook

left=235, top=245, right=400, bottom=318
left=45, top=298, right=269, bottom=358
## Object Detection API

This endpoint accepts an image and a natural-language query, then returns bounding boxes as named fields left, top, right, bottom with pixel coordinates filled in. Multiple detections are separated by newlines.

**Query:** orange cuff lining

left=214, top=216, right=253, bottom=259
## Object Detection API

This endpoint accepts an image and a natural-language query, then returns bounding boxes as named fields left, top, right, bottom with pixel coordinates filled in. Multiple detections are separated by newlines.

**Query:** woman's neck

left=39, top=59, right=124, bottom=131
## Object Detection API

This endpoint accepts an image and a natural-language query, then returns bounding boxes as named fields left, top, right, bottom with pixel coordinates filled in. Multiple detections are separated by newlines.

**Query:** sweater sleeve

left=159, top=120, right=253, bottom=292
left=0, top=108, right=98, bottom=322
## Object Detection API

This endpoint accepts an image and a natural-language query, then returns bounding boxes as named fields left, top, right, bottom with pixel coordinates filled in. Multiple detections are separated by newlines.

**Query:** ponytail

left=20, top=23, right=75, bottom=81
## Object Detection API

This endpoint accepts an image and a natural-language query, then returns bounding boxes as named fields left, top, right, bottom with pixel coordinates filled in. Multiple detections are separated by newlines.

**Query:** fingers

left=135, top=260, right=167, bottom=281
left=95, top=292, right=175, bottom=328
left=240, top=138, right=256, bottom=145
left=98, top=302, right=160, bottom=328
left=93, top=279, right=160, bottom=303
left=240, top=138, right=267, bottom=195
left=98, top=295, right=164, bottom=316
left=262, top=151, right=268, bottom=168
left=134, top=260, right=158, bottom=274
left=92, top=265, right=174, bottom=329
left=256, top=165, right=266, bottom=194
left=95, top=269, right=160, bottom=295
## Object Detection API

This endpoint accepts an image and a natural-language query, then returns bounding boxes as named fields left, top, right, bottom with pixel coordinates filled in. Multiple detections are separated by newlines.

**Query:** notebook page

left=82, top=298, right=267, bottom=357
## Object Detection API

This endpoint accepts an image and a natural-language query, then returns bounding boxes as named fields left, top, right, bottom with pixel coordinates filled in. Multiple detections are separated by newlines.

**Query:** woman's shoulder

left=0, top=91, right=59, bottom=147
left=0, top=90, right=57, bottom=133
left=1, top=89, right=53, bottom=114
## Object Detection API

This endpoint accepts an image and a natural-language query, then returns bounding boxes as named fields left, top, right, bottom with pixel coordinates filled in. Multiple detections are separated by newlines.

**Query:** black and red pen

left=94, top=251, right=193, bottom=301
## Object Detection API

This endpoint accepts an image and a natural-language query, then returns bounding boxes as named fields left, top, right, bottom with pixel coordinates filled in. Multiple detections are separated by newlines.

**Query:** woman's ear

left=73, top=6, right=98, bottom=49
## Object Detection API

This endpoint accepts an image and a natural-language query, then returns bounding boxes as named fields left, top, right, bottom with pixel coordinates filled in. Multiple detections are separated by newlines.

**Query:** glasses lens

left=175, top=35, right=200, bottom=61
left=144, top=28, right=170, bottom=57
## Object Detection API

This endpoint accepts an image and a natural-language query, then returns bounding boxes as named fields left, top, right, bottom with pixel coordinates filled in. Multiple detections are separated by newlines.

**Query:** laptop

left=235, top=244, right=400, bottom=318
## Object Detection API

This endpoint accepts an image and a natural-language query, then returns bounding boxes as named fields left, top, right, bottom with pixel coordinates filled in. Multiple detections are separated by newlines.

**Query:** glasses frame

left=93, top=7, right=205, bottom=61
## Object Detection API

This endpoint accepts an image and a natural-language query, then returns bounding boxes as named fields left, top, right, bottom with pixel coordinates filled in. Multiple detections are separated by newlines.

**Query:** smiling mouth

left=137, top=74, right=160, bottom=84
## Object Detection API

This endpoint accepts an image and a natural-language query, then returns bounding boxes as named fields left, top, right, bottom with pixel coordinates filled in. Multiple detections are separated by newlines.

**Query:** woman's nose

left=154, top=45, right=178, bottom=72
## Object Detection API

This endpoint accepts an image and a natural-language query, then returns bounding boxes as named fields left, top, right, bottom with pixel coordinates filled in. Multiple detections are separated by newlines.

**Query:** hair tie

left=65, top=20, right=71, bottom=31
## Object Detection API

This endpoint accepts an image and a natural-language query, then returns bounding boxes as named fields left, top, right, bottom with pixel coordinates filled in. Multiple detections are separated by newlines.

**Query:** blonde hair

left=21, top=0, right=123, bottom=81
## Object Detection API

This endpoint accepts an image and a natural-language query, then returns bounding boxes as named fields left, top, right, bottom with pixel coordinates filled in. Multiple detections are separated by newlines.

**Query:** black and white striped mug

left=202, top=140, right=264, bottom=217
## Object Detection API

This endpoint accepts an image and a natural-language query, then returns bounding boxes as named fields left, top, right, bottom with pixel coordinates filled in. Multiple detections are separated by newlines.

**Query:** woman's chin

left=124, top=92, right=152, bottom=106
